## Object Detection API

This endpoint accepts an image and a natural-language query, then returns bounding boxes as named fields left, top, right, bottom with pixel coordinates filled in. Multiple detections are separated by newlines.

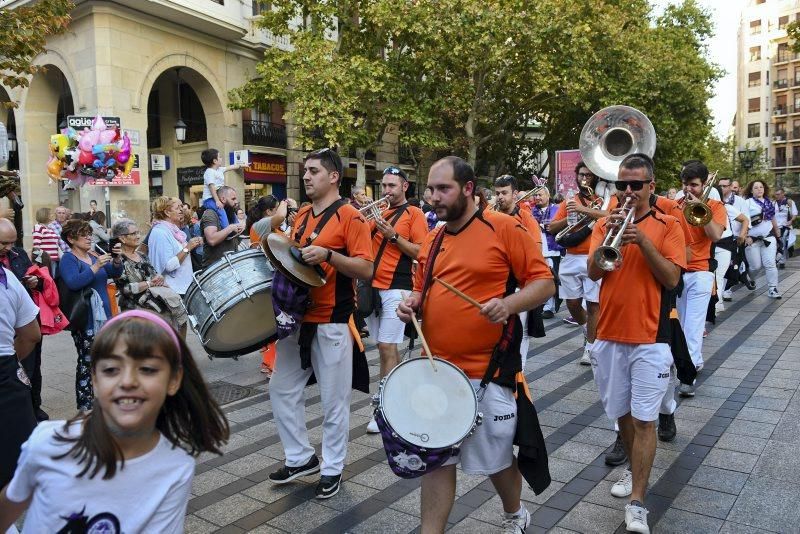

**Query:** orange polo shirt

left=553, top=194, right=598, bottom=255
left=370, top=204, right=428, bottom=290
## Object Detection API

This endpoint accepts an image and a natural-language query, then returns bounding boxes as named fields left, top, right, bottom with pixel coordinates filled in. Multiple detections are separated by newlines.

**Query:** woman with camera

left=58, top=219, right=123, bottom=411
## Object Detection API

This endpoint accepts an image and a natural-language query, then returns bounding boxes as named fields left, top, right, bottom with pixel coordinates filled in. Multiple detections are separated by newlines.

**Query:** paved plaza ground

left=35, top=257, right=800, bottom=533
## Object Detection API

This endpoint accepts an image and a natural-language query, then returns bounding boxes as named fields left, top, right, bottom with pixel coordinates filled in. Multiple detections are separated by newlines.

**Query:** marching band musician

left=267, top=148, right=374, bottom=500
left=364, top=166, right=428, bottom=434
left=397, top=157, right=554, bottom=534
left=587, top=153, right=687, bottom=534
left=547, top=162, right=608, bottom=365
left=676, top=160, right=727, bottom=397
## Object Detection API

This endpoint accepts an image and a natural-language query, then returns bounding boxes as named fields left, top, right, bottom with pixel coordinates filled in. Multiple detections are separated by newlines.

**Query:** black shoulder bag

left=555, top=195, right=595, bottom=248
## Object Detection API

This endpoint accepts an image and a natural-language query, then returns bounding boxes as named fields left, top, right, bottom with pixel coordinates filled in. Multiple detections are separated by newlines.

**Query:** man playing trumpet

left=587, top=153, right=687, bottom=534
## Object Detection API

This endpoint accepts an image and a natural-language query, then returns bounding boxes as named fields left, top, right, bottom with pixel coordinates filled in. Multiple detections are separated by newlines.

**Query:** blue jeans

left=202, top=197, right=229, bottom=229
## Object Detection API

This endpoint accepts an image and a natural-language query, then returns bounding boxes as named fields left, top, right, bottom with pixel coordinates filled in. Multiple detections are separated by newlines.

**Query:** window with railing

left=241, top=102, right=286, bottom=148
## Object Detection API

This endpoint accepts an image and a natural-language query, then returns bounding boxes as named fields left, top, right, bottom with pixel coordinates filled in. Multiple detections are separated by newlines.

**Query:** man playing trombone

left=587, top=153, right=687, bottom=534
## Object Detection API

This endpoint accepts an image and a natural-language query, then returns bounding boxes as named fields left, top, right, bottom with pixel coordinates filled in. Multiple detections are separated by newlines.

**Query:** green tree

left=0, top=0, right=74, bottom=108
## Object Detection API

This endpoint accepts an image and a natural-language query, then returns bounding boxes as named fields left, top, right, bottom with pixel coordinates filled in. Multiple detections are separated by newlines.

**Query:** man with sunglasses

left=718, top=177, right=751, bottom=301
left=588, top=153, right=687, bottom=534
left=364, top=166, right=428, bottom=434
left=548, top=162, right=608, bottom=365
left=268, top=148, right=374, bottom=500
left=675, top=161, right=726, bottom=397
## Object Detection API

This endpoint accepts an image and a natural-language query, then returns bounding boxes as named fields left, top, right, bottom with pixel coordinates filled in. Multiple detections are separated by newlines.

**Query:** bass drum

left=184, top=249, right=276, bottom=358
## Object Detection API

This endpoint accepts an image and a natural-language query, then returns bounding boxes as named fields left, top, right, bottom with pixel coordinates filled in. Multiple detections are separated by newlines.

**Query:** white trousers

left=660, top=365, right=677, bottom=415
left=271, top=323, right=353, bottom=475
left=677, top=271, right=714, bottom=368
left=713, top=247, right=732, bottom=297
left=520, top=309, right=529, bottom=373
left=745, top=237, right=779, bottom=289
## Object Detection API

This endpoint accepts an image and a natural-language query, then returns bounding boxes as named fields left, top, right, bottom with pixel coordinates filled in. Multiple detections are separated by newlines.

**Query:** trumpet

left=359, top=195, right=391, bottom=221
left=593, top=197, right=636, bottom=272
left=680, top=170, right=719, bottom=227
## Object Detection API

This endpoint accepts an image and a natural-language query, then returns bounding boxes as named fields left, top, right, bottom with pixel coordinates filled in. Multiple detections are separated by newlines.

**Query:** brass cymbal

left=263, top=232, right=326, bottom=288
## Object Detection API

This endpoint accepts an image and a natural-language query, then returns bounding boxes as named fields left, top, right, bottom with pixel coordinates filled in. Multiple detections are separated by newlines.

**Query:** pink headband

left=101, top=310, right=181, bottom=356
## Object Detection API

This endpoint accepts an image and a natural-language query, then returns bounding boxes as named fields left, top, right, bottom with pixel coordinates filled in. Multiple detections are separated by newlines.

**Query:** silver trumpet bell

left=594, top=196, right=636, bottom=272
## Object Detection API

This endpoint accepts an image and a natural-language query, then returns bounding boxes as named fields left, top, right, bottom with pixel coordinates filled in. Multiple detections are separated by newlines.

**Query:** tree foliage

left=0, top=0, right=74, bottom=108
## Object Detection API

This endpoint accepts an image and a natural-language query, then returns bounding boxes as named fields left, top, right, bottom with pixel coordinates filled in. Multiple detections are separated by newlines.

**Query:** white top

left=745, top=198, right=775, bottom=238
left=0, top=268, right=39, bottom=356
left=6, top=421, right=195, bottom=534
left=201, top=166, right=227, bottom=202
left=147, top=224, right=194, bottom=294
left=721, top=203, right=742, bottom=239
left=723, top=194, right=750, bottom=237
left=775, top=198, right=798, bottom=228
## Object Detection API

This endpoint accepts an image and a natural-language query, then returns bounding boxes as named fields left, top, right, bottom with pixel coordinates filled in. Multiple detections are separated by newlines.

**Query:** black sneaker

left=34, top=408, right=50, bottom=422
left=268, top=455, right=320, bottom=484
left=542, top=310, right=555, bottom=319
left=605, top=432, right=627, bottom=466
left=658, top=413, right=677, bottom=442
left=315, top=474, right=342, bottom=499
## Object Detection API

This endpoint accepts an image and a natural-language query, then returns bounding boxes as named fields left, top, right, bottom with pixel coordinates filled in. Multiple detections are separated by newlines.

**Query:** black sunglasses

left=312, top=148, right=342, bottom=176
left=615, top=180, right=652, bottom=191
left=383, top=166, right=408, bottom=181
left=577, top=172, right=595, bottom=179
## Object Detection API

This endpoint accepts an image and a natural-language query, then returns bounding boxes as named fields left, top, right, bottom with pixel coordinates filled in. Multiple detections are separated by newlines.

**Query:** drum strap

left=371, top=204, right=409, bottom=275
left=293, top=198, right=347, bottom=245
left=419, top=226, right=448, bottom=309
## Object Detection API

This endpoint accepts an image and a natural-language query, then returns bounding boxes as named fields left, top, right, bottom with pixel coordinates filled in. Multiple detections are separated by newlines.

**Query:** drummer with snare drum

left=397, top=156, right=554, bottom=534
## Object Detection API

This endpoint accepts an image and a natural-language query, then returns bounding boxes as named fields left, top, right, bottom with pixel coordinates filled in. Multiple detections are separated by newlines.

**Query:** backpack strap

left=293, top=198, right=346, bottom=245
left=419, top=226, right=447, bottom=310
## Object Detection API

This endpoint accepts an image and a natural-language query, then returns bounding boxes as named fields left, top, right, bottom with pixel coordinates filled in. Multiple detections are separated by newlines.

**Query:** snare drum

left=374, top=357, right=481, bottom=478
left=184, top=249, right=277, bottom=358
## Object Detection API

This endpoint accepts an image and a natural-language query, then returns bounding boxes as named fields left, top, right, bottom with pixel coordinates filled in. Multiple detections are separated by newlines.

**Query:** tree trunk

left=356, top=147, right=367, bottom=189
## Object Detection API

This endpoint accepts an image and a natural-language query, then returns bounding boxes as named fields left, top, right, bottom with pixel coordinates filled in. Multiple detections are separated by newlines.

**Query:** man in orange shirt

left=588, top=153, right=687, bottom=534
left=398, top=157, right=554, bottom=534
left=365, top=166, right=428, bottom=434
left=268, top=148, right=374, bottom=499
left=675, top=160, right=726, bottom=397
left=548, top=162, right=608, bottom=365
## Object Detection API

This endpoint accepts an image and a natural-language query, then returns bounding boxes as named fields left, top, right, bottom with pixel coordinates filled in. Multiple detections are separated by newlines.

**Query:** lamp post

left=738, top=148, right=757, bottom=184
left=174, top=68, right=187, bottom=143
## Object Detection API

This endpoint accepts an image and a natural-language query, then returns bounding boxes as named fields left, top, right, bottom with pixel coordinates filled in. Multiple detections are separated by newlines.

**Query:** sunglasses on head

left=313, top=148, right=342, bottom=176
left=383, top=166, right=408, bottom=181
left=615, top=180, right=652, bottom=191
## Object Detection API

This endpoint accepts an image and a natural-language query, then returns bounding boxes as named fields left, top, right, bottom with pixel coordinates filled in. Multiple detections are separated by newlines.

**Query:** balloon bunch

left=47, top=115, right=133, bottom=187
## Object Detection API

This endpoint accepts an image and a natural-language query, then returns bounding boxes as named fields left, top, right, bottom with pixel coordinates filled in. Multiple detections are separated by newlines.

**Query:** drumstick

left=433, top=277, right=507, bottom=325
left=402, top=291, right=437, bottom=372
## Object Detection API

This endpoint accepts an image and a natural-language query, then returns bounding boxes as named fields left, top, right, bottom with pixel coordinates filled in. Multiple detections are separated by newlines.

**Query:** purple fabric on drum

left=374, top=409, right=458, bottom=478
left=271, top=270, right=310, bottom=340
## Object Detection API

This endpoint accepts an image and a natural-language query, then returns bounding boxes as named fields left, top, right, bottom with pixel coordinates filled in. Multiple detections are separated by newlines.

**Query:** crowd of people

left=0, top=143, right=795, bottom=533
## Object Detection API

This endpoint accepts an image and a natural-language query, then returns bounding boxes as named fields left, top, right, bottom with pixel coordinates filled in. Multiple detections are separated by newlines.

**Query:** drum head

left=264, top=233, right=326, bottom=288
left=380, top=358, right=478, bottom=449
left=203, top=290, right=277, bottom=358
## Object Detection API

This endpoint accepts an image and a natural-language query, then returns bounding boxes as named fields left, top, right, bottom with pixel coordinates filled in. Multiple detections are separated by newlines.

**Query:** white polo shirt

left=0, top=267, right=39, bottom=355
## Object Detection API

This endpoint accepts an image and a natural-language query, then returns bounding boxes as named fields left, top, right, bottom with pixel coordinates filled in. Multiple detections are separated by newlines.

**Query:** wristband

left=326, top=249, right=333, bottom=263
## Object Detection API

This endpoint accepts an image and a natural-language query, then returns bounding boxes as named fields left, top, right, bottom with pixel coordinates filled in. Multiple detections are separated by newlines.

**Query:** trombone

left=554, top=185, right=609, bottom=243
left=359, top=195, right=391, bottom=221
left=680, top=170, right=719, bottom=227
left=593, top=197, right=635, bottom=271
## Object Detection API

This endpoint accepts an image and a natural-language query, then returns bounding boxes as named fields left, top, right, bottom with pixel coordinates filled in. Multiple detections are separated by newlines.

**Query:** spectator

left=201, top=186, right=243, bottom=269
left=32, top=207, right=61, bottom=276
left=89, top=210, right=110, bottom=250
left=351, top=186, right=369, bottom=209
left=49, top=205, right=71, bottom=257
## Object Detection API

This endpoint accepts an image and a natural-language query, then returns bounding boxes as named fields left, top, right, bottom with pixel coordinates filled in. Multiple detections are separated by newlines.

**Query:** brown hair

left=151, top=196, right=178, bottom=221
left=743, top=179, right=771, bottom=199
left=61, top=219, right=92, bottom=245
left=35, top=207, right=52, bottom=224
left=55, top=317, right=229, bottom=479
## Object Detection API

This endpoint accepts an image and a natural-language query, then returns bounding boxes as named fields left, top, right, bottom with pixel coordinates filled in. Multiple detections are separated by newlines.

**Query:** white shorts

left=365, top=289, right=406, bottom=344
left=443, top=381, right=516, bottom=475
left=558, top=254, right=600, bottom=302
left=590, top=340, right=672, bottom=422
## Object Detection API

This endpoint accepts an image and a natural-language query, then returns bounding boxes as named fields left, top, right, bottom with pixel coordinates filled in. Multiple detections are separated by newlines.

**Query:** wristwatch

left=182, top=247, right=189, bottom=254
left=389, top=234, right=399, bottom=244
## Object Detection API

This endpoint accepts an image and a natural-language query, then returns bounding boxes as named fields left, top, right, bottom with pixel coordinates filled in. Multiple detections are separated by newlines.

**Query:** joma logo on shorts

left=657, top=372, right=670, bottom=379
left=493, top=413, right=515, bottom=422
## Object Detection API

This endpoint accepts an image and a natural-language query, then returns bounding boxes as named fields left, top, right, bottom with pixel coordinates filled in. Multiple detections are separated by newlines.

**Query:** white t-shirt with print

left=202, top=166, right=227, bottom=202
left=6, top=421, right=195, bottom=534
left=0, top=267, right=39, bottom=356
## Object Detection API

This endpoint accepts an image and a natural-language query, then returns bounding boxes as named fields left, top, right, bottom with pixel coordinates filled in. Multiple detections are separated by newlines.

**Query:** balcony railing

left=793, top=79, right=800, bottom=88
left=773, top=158, right=788, bottom=168
left=399, top=145, right=416, bottom=165
left=775, top=79, right=789, bottom=89
left=774, top=134, right=787, bottom=142
left=242, top=120, right=287, bottom=148
left=774, top=106, right=789, bottom=116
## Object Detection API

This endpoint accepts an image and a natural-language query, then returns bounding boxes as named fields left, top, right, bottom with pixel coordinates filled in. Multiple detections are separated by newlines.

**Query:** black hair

left=619, top=153, right=655, bottom=180
left=494, top=174, right=518, bottom=191
left=574, top=160, right=599, bottom=189
left=680, top=160, right=708, bottom=183
left=54, top=317, right=229, bottom=479
left=201, top=149, right=220, bottom=168
left=245, top=195, right=279, bottom=234
left=304, top=148, right=343, bottom=177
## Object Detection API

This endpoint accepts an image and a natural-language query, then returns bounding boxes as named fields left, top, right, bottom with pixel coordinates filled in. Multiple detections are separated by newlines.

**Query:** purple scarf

left=531, top=203, right=562, bottom=253
left=752, top=197, right=775, bottom=222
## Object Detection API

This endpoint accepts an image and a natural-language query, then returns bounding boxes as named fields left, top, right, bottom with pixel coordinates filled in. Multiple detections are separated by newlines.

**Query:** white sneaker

left=611, top=468, right=633, bottom=497
left=722, top=289, right=732, bottom=301
left=625, top=502, right=650, bottom=534
left=715, top=301, right=725, bottom=312
left=768, top=287, right=782, bottom=299
left=500, top=507, right=530, bottom=534
left=366, top=418, right=380, bottom=434
left=580, top=346, right=592, bottom=366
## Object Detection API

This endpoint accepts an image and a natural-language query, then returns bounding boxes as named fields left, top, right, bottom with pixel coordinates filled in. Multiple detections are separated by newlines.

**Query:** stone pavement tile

left=243, top=479, right=307, bottom=504
left=192, top=468, right=240, bottom=496
left=184, top=514, right=218, bottom=534
left=727, top=477, right=800, bottom=533
left=455, top=471, right=485, bottom=497
left=350, top=507, right=420, bottom=534
left=680, top=396, right=727, bottom=410
left=766, top=368, right=800, bottom=380
left=689, top=465, right=749, bottom=495
left=221, top=432, right=264, bottom=454
left=521, top=481, right=564, bottom=505
left=672, top=485, right=737, bottom=519
left=315, top=481, right=377, bottom=512
left=652, top=447, right=680, bottom=470
left=655, top=508, right=724, bottom=534
left=735, top=407, right=784, bottom=424
left=570, top=426, right=616, bottom=448
left=550, top=441, right=606, bottom=464
left=548, top=458, right=589, bottom=483
left=715, top=367, right=751, bottom=379
left=349, top=463, right=400, bottom=490
left=761, top=377, right=800, bottom=389
left=771, top=412, right=800, bottom=444
left=225, top=404, right=271, bottom=423
left=718, top=520, right=778, bottom=533
left=703, top=376, right=743, bottom=389
left=218, top=452, right=277, bottom=478
left=194, top=493, right=265, bottom=527
left=557, top=501, right=622, bottom=533
left=446, top=517, right=498, bottom=533
left=588, top=417, right=616, bottom=430
left=726, top=419, right=776, bottom=438
left=702, top=449, right=759, bottom=473
left=715, top=432, right=769, bottom=455
left=247, top=524, right=288, bottom=534
left=754, top=385, right=796, bottom=399
left=582, top=480, right=625, bottom=509
left=346, top=442, right=381, bottom=463
left=745, top=396, right=791, bottom=412
left=466, top=495, right=507, bottom=526
left=267, top=501, right=340, bottom=533
left=537, top=410, right=576, bottom=428
left=697, top=385, right=736, bottom=399
left=389, top=487, right=421, bottom=515
left=752, top=440, right=800, bottom=483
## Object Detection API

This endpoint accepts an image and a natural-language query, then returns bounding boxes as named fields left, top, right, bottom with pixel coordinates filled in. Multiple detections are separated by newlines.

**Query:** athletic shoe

left=679, top=383, right=696, bottom=397
left=542, top=310, right=555, bottom=319
left=366, top=417, right=380, bottom=434
left=580, top=346, right=592, bottom=366
left=715, top=301, right=725, bottom=312
left=315, top=474, right=342, bottom=499
left=768, top=287, right=782, bottom=299
left=746, top=279, right=756, bottom=290
left=268, top=455, right=320, bottom=484
left=562, top=315, right=579, bottom=326
left=778, top=263, right=786, bottom=270
left=658, top=413, right=677, bottom=442
left=625, top=502, right=650, bottom=534
left=702, top=329, right=708, bottom=338
left=500, top=507, right=531, bottom=534
left=722, top=290, right=732, bottom=302
left=605, top=433, right=628, bottom=466
left=611, top=469, right=633, bottom=498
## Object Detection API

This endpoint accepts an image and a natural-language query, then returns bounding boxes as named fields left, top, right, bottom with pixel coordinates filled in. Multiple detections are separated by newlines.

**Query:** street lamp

left=174, top=68, right=187, bottom=143
left=738, top=148, right=757, bottom=182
